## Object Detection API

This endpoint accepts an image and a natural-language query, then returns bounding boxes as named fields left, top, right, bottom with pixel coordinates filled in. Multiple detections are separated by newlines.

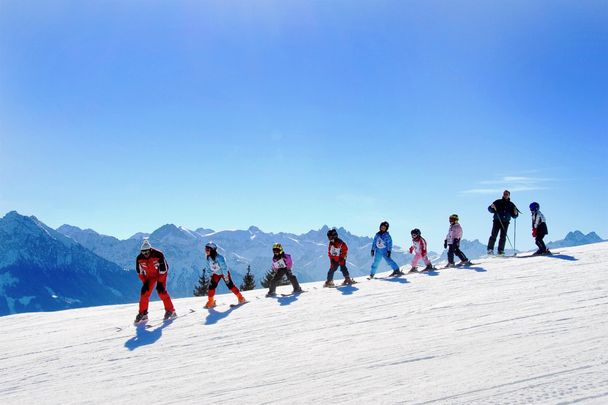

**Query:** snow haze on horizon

left=0, top=1, right=606, bottom=250
left=1, top=243, right=607, bottom=404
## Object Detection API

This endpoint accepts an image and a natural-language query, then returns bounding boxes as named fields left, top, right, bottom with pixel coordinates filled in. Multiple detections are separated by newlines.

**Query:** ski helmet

left=327, top=228, right=338, bottom=239
left=529, top=202, right=540, bottom=212
left=272, top=242, right=284, bottom=254
left=380, top=221, right=389, bottom=231
left=411, top=228, right=421, bottom=238
left=449, top=214, right=459, bottom=223
left=205, top=241, right=217, bottom=251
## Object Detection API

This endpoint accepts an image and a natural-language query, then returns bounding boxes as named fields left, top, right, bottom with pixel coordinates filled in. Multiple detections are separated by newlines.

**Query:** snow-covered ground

left=1, top=243, right=607, bottom=404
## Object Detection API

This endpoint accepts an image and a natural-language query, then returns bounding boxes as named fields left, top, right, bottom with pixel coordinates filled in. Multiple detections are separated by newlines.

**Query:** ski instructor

left=487, top=190, right=519, bottom=256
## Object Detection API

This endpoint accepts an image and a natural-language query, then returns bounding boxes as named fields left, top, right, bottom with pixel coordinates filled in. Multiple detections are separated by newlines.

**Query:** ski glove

left=532, top=228, right=537, bottom=237
left=409, top=247, right=414, bottom=254
left=386, top=251, right=391, bottom=258
left=371, top=249, right=375, bottom=257
left=443, top=240, right=447, bottom=249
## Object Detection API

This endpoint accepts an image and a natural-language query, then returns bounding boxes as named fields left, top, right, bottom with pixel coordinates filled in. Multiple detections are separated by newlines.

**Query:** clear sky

left=1, top=1, right=607, bottom=251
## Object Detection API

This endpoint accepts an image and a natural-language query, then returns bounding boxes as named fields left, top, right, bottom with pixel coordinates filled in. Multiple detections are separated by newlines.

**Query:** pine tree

left=239, top=265, right=256, bottom=291
left=193, top=268, right=210, bottom=296
left=260, top=268, right=291, bottom=288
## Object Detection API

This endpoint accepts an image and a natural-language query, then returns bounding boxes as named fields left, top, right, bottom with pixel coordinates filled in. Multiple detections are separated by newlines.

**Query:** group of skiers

left=133, top=190, right=550, bottom=324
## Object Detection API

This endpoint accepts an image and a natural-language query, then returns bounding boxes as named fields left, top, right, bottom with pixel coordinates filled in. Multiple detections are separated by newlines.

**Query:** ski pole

left=496, top=216, right=515, bottom=253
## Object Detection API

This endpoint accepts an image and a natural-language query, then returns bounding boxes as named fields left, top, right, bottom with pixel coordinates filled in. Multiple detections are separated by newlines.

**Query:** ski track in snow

left=0, top=243, right=608, bottom=404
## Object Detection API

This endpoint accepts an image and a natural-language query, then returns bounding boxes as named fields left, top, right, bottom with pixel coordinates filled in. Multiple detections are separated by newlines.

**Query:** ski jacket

left=328, top=238, right=348, bottom=264
left=272, top=253, right=293, bottom=270
left=136, top=248, right=168, bottom=279
left=207, top=253, right=228, bottom=275
left=531, top=211, right=548, bottom=236
left=410, top=237, right=428, bottom=257
left=488, top=197, right=519, bottom=224
left=446, top=223, right=463, bottom=245
left=372, top=231, right=393, bottom=253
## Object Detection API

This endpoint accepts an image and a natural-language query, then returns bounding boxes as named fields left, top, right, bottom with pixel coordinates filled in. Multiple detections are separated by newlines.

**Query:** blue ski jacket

left=372, top=231, right=393, bottom=253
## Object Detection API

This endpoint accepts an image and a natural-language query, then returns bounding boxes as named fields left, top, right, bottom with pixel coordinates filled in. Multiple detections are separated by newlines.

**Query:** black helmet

left=380, top=221, right=389, bottom=231
left=529, top=202, right=540, bottom=212
left=449, top=214, right=459, bottom=223
left=327, top=228, right=338, bottom=239
left=411, top=228, right=421, bottom=238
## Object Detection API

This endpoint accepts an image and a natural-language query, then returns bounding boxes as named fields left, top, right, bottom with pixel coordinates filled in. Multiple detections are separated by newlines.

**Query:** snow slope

left=1, top=243, right=607, bottom=404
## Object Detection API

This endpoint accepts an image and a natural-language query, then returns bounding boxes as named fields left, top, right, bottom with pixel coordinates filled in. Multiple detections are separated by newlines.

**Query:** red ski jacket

left=136, top=248, right=168, bottom=281
left=328, top=238, right=348, bottom=265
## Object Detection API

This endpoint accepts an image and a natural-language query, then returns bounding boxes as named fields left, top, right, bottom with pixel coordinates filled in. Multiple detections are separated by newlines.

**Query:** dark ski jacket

left=488, top=197, right=519, bottom=224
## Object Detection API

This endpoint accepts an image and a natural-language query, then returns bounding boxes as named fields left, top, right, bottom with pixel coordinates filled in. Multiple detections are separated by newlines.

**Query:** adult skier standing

left=134, top=238, right=176, bottom=324
left=370, top=221, right=402, bottom=278
left=203, top=242, right=247, bottom=308
left=487, top=190, right=519, bottom=255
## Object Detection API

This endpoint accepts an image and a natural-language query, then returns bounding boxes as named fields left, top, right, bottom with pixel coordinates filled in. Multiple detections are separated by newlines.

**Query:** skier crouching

left=203, top=242, right=246, bottom=308
left=266, top=243, right=303, bottom=297
left=134, top=238, right=176, bottom=324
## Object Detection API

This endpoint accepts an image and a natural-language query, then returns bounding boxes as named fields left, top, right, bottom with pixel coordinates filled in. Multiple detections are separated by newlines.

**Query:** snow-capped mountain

left=547, top=230, right=604, bottom=249
left=1, top=243, right=606, bottom=404
left=0, top=212, right=139, bottom=316
left=56, top=223, right=412, bottom=298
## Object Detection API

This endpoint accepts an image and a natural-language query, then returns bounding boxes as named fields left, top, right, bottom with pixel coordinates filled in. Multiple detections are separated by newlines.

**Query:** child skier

left=530, top=202, right=551, bottom=255
left=203, top=241, right=247, bottom=308
left=408, top=228, right=434, bottom=272
left=266, top=243, right=303, bottom=297
left=325, top=228, right=353, bottom=287
left=444, top=214, right=471, bottom=268
left=370, top=221, right=402, bottom=278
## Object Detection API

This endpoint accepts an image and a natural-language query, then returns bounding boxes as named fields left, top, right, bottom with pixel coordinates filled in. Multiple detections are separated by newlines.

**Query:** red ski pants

left=139, top=277, right=175, bottom=314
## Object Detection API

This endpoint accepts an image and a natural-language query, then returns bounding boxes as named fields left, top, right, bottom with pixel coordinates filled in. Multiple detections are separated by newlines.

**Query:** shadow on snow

left=124, top=320, right=173, bottom=351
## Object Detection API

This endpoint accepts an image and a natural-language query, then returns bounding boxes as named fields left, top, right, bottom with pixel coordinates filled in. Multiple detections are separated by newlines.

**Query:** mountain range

left=0, top=210, right=604, bottom=316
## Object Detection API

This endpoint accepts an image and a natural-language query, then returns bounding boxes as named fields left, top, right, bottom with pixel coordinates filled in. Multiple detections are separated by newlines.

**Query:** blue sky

left=1, top=1, right=607, bottom=251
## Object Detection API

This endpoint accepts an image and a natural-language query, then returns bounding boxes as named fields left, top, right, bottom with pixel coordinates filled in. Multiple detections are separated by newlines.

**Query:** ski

left=230, top=301, right=249, bottom=308
left=280, top=290, right=308, bottom=297
left=137, top=309, right=195, bottom=329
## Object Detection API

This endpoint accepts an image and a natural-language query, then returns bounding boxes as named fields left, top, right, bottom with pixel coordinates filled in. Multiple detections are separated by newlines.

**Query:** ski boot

left=323, top=280, right=335, bottom=288
left=389, top=269, right=403, bottom=277
left=292, top=288, right=303, bottom=294
left=237, top=296, right=247, bottom=305
left=163, top=310, right=177, bottom=321
left=204, top=300, right=217, bottom=309
left=266, top=292, right=277, bottom=298
left=444, top=263, right=456, bottom=269
left=423, top=264, right=434, bottom=271
left=367, top=274, right=375, bottom=280
left=487, top=249, right=493, bottom=255
left=458, top=260, right=471, bottom=267
left=342, top=277, right=354, bottom=285
left=409, top=266, right=418, bottom=273
left=134, top=311, right=148, bottom=325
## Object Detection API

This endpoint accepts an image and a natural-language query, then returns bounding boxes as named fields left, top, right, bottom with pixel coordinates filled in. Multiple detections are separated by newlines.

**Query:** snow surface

left=1, top=243, right=607, bottom=404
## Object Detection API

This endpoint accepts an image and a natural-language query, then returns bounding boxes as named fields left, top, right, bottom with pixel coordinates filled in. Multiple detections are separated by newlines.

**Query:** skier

left=530, top=202, right=551, bottom=255
left=134, top=238, right=176, bottom=324
left=408, top=228, right=434, bottom=272
left=266, top=243, right=303, bottom=297
left=325, top=228, right=353, bottom=287
left=487, top=190, right=519, bottom=255
left=370, top=221, right=402, bottom=278
left=444, top=214, right=471, bottom=268
left=203, top=241, right=247, bottom=308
